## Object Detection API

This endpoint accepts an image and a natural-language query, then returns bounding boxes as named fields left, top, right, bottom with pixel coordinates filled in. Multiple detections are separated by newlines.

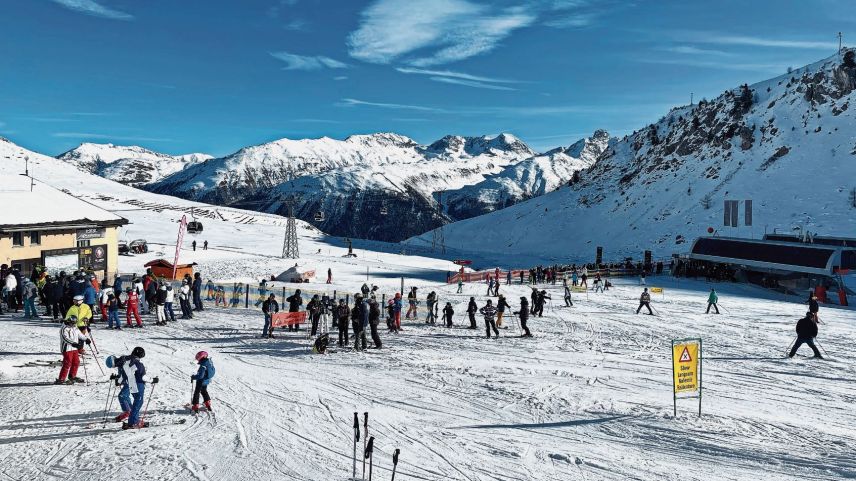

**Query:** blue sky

left=0, top=0, right=852, bottom=156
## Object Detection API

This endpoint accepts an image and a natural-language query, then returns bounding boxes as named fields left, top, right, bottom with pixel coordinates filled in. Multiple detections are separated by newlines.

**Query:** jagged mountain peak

left=344, top=132, right=418, bottom=148
left=424, top=132, right=534, bottom=158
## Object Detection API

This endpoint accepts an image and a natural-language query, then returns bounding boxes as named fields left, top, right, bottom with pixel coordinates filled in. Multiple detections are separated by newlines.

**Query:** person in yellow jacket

left=66, top=295, right=93, bottom=328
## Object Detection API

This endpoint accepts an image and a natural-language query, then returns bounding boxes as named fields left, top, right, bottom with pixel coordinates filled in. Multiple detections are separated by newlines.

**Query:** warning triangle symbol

left=679, top=347, right=692, bottom=363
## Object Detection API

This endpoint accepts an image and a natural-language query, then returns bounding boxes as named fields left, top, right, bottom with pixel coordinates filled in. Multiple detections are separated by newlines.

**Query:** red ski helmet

left=195, top=351, right=208, bottom=361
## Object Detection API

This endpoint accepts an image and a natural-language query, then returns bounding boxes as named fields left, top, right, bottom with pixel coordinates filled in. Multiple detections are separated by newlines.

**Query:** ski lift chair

left=314, top=211, right=325, bottom=222
left=380, top=206, right=388, bottom=215
left=187, top=221, right=203, bottom=234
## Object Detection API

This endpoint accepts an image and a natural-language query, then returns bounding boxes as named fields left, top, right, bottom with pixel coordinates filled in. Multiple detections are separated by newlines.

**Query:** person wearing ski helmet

left=466, top=297, right=478, bottom=329
left=122, top=346, right=157, bottom=430
left=392, top=292, right=402, bottom=332
left=285, top=289, right=303, bottom=332
left=56, top=315, right=90, bottom=384
left=106, top=354, right=132, bottom=422
left=66, top=295, right=93, bottom=329
left=636, top=288, right=653, bottom=315
left=190, top=351, right=215, bottom=413
left=336, top=298, right=350, bottom=346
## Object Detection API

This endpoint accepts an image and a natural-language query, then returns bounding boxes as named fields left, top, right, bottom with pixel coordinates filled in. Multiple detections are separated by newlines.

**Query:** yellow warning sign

left=571, top=286, right=587, bottom=293
left=650, top=287, right=664, bottom=294
left=672, top=341, right=699, bottom=394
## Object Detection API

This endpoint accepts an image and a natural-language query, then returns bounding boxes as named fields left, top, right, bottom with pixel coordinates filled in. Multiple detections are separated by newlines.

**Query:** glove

left=76, top=342, right=84, bottom=350
left=190, top=375, right=196, bottom=382
left=152, top=376, right=159, bottom=384
left=85, top=339, right=91, bottom=345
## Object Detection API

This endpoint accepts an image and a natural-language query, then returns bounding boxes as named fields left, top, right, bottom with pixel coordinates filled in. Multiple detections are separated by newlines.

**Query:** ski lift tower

left=281, top=196, right=299, bottom=259
left=432, top=191, right=446, bottom=254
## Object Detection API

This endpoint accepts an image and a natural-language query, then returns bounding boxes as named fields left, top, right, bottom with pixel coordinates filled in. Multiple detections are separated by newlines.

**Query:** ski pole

left=102, top=375, right=116, bottom=424
left=364, top=436, right=374, bottom=481
left=90, top=350, right=105, bottom=376
left=88, top=329, right=100, bottom=355
left=141, top=378, right=158, bottom=425
left=80, top=349, right=90, bottom=386
left=352, top=412, right=360, bottom=480
left=785, top=337, right=797, bottom=357
left=362, top=412, right=369, bottom=480
left=815, top=340, right=830, bottom=358
left=390, top=448, right=400, bottom=481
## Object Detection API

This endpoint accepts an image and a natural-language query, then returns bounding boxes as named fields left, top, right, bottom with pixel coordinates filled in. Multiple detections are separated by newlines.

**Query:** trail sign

left=671, top=338, right=702, bottom=416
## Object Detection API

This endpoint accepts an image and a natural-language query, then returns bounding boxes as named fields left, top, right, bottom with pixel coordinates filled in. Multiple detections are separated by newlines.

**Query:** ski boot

left=191, top=404, right=200, bottom=413
left=122, top=421, right=149, bottom=430
left=204, top=400, right=213, bottom=413
left=114, top=412, right=129, bottom=422
left=54, top=379, right=66, bottom=385
left=71, top=376, right=85, bottom=384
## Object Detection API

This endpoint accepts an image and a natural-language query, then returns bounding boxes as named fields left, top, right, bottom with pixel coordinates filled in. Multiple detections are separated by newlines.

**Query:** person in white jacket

left=4, top=272, right=17, bottom=312
left=56, top=317, right=90, bottom=384
left=100, top=286, right=114, bottom=322
left=164, top=284, right=176, bottom=322
left=134, top=277, right=147, bottom=315
left=179, top=281, right=193, bottom=319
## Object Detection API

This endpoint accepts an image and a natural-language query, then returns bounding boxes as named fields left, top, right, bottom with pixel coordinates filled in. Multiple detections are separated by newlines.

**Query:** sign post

left=172, top=215, right=188, bottom=280
left=671, top=338, right=702, bottom=417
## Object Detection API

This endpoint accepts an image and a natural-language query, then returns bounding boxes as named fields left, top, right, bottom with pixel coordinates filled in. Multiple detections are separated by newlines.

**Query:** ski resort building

left=686, top=236, right=854, bottom=303
left=0, top=175, right=128, bottom=278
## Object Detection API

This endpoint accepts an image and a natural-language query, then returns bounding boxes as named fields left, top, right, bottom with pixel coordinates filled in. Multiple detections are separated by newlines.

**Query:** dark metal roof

left=763, top=234, right=856, bottom=248
left=689, top=237, right=840, bottom=275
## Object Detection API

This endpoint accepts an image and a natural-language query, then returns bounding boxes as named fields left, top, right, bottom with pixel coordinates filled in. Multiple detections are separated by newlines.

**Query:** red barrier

left=270, top=312, right=307, bottom=328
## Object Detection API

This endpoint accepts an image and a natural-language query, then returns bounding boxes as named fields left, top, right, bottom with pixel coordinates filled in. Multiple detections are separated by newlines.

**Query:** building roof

left=689, top=236, right=848, bottom=276
left=0, top=175, right=128, bottom=231
left=762, top=233, right=856, bottom=248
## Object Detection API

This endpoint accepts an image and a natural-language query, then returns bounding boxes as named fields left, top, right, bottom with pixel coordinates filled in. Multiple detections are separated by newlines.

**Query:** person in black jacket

left=442, top=302, right=454, bottom=327
left=788, top=312, right=823, bottom=358
left=336, top=299, right=350, bottom=347
left=285, top=289, right=303, bottom=332
left=192, top=273, right=204, bottom=311
left=514, top=297, right=532, bottom=337
left=495, top=295, right=510, bottom=328
left=262, top=294, right=279, bottom=338
left=466, top=297, right=478, bottom=329
left=368, top=298, right=382, bottom=349
left=45, top=275, right=63, bottom=320
left=533, top=290, right=550, bottom=317
left=307, top=295, right=322, bottom=336
left=351, top=296, right=366, bottom=350
left=808, top=295, right=820, bottom=322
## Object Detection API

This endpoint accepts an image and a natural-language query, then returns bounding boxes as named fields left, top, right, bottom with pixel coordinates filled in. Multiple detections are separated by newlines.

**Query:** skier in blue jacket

left=106, top=354, right=132, bottom=422
left=120, top=346, right=157, bottom=429
left=190, top=351, right=215, bottom=413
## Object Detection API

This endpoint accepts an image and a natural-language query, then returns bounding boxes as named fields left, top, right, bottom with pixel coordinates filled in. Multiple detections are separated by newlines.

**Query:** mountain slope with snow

left=444, top=130, right=612, bottom=219
left=149, top=132, right=538, bottom=241
left=56, top=143, right=211, bottom=187
left=421, top=50, right=856, bottom=263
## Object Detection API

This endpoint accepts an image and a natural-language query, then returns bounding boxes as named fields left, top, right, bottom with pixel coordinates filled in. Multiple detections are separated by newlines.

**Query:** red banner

left=453, top=259, right=472, bottom=266
left=270, top=311, right=306, bottom=328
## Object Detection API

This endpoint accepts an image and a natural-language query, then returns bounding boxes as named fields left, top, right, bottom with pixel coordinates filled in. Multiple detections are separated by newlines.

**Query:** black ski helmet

left=132, top=346, right=146, bottom=358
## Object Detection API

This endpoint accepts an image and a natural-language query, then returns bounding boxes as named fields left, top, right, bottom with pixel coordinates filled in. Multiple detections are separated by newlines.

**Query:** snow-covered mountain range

left=444, top=130, right=611, bottom=219
left=419, top=49, right=856, bottom=263
left=146, top=132, right=568, bottom=241
left=56, top=143, right=211, bottom=187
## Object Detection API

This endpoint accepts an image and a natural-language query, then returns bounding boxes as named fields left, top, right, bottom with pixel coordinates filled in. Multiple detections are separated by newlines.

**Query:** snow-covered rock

left=423, top=50, right=856, bottom=263
left=56, top=143, right=211, bottom=187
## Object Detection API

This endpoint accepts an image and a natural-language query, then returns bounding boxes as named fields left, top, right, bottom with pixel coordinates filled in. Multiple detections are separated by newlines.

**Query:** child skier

left=106, top=292, right=122, bottom=329
left=190, top=351, right=215, bottom=413
left=636, top=288, right=653, bottom=315
left=442, top=302, right=454, bottom=327
left=56, top=316, right=90, bottom=384
left=125, top=286, right=143, bottom=327
left=466, top=297, right=478, bottom=329
left=514, top=297, right=532, bottom=337
left=496, top=295, right=510, bottom=328
left=706, top=288, right=720, bottom=314
left=106, top=354, right=132, bottom=422
left=121, top=346, right=157, bottom=430
left=392, top=293, right=402, bottom=332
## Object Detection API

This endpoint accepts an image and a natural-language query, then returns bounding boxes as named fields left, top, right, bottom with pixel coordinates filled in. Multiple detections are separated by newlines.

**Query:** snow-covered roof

left=0, top=174, right=128, bottom=230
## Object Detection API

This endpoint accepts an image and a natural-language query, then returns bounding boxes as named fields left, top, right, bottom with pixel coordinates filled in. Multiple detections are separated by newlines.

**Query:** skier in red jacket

left=125, top=287, right=143, bottom=327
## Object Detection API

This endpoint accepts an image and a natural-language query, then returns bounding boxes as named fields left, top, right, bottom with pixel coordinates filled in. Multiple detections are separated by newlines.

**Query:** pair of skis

left=353, top=412, right=401, bottom=481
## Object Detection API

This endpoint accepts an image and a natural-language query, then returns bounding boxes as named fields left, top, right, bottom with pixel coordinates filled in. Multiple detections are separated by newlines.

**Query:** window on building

left=12, top=232, right=24, bottom=246
left=29, top=231, right=41, bottom=245
left=77, top=239, right=91, bottom=248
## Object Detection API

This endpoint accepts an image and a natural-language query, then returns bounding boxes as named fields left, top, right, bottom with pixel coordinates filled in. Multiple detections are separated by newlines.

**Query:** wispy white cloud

left=687, top=33, right=838, bottom=50
left=334, top=76, right=349, bottom=81
left=348, top=0, right=536, bottom=66
left=662, top=45, right=734, bottom=57
left=270, top=51, right=349, bottom=70
left=50, top=0, right=133, bottom=20
left=337, top=98, right=448, bottom=113
left=21, top=117, right=79, bottom=122
left=396, top=67, right=519, bottom=90
left=637, top=57, right=788, bottom=73
left=430, top=76, right=517, bottom=91
left=52, top=132, right=172, bottom=142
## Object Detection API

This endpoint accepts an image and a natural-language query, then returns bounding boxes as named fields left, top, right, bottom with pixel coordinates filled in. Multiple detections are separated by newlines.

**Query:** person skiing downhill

left=56, top=316, right=90, bottom=384
left=190, top=351, right=215, bottom=413
left=442, top=302, right=454, bottom=327
left=479, top=300, right=500, bottom=338
left=636, top=288, right=653, bottom=315
left=466, top=297, right=478, bottom=329
left=706, top=288, right=720, bottom=314
left=120, top=346, right=158, bottom=430
left=788, top=312, right=823, bottom=359
left=514, top=297, right=532, bottom=337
